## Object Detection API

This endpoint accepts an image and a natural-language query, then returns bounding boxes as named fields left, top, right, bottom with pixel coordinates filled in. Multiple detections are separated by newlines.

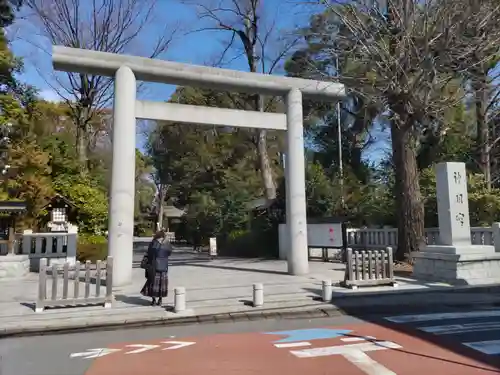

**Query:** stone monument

left=413, top=162, right=500, bottom=284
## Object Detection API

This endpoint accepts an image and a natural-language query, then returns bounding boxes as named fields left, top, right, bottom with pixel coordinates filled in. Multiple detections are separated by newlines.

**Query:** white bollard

left=493, top=223, right=500, bottom=252
left=322, top=279, right=333, bottom=302
left=209, top=237, right=217, bottom=258
left=253, top=283, right=264, bottom=307
left=174, top=287, right=186, bottom=313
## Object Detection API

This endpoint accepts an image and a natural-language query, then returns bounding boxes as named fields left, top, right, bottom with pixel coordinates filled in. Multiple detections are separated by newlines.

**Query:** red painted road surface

left=85, top=323, right=500, bottom=375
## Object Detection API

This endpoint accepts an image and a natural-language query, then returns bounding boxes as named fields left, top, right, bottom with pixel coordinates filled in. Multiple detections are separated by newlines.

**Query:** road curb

left=1, top=297, right=499, bottom=339
left=329, top=284, right=500, bottom=298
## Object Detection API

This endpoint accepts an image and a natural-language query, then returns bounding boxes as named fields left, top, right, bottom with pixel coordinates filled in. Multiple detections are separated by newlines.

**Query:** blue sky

left=9, top=0, right=389, bottom=163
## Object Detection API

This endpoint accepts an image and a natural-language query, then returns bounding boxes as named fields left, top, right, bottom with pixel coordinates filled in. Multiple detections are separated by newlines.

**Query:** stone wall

left=413, top=253, right=500, bottom=285
left=0, top=255, right=30, bottom=279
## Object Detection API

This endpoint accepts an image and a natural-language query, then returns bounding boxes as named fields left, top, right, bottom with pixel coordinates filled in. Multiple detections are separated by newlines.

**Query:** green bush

left=219, top=227, right=278, bottom=258
left=77, top=234, right=107, bottom=263
left=227, top=229, right=247, bottom=241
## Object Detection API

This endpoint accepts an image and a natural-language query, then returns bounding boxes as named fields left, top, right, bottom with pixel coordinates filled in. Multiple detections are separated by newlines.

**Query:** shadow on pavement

left=328, top=285, right=500, bottom=371
left=179, top=262, right=288, bottom=276
left=342, top=331, right=498, bottom=373
left=115, top=294, right=151, bottom=306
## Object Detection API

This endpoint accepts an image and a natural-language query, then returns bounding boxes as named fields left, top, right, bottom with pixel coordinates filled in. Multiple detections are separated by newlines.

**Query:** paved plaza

left=1, top=247, right=500, bottom=336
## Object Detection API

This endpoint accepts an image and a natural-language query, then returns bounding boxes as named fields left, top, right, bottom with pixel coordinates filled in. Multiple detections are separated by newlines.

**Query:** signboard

left=209, top=237, right=217, bottom=257
left=307, top=223, right=344, bottom=248
left=278, top=222, right=346, bottom=260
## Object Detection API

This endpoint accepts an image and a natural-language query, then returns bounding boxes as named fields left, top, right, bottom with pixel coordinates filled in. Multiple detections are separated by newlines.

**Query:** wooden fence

left=35, top=256, right=113, bottom=312
left=342, top=247, right=397, bottom=289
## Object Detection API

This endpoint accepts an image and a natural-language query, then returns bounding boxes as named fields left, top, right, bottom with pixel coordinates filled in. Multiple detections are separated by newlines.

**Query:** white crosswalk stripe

left=384, top=309, right=500, bottom=356
left=419, top=322, right=500, bottom=335
left=464, top=340, right=500, bottom=355
left=384, top=310, right=500, bottom=324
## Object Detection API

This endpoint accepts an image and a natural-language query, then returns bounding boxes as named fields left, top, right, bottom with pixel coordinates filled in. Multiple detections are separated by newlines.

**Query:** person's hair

left=153, top=230, right=165, bottom=240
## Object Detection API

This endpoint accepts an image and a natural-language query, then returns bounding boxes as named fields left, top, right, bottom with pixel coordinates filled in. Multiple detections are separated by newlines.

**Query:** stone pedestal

left=413, top=162, right=500, bottom=284
left=0, top=254, right=30, bottom=279
left=413, top=252, right=500, bottom=285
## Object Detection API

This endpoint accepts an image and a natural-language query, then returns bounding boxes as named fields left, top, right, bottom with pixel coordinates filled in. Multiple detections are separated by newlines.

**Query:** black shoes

left=150, top=298, right=163, bottom=306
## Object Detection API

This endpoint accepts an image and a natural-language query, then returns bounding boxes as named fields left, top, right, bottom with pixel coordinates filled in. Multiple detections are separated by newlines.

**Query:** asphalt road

left=2, top=306, right=500, bottom=375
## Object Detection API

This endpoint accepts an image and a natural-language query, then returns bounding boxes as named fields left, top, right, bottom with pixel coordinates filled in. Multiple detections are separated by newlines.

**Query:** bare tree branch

left=180, top=0, right=302, bottom=200
left=22, top=0, right=179, bottom=171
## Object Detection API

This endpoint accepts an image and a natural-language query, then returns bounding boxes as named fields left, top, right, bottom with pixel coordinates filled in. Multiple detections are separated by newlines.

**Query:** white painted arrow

left=161, top=341, right=196, bottom=350
left=125, top=344, right=160, bottom=354
left=70, top=348, right=121, bottom=359
left=291, top=341, right=401, bottom=375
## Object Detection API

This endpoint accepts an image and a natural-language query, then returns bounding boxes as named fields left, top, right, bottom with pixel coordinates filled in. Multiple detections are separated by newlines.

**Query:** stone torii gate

left=51, top=46, right=346, bottom=286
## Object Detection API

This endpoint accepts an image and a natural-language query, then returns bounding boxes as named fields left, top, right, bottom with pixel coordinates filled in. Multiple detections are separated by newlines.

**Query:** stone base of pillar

left=0, top=254, right=30, bottom=279
left=422, top=244, right=495, bottom=255
left=29, top=256, right=77, bottom=272
left=412, top=248, right=500, bottom=285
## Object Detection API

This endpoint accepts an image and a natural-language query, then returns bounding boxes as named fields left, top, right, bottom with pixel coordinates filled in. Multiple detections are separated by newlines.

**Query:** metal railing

left=35, top=256, right=113, bottom=312
left=342, top=247, right=397, bottom=289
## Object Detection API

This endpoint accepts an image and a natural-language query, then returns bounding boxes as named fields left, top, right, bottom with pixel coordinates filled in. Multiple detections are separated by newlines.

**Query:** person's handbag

left=140, top=253, right=149, bottom=269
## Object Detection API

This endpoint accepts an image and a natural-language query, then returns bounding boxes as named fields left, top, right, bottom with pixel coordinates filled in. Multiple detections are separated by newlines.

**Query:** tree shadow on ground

left=329, top=331, right=499, bottom=373
left=324, top=285, right=500, bottom=371
left=177, top=262, right=289, bottom=275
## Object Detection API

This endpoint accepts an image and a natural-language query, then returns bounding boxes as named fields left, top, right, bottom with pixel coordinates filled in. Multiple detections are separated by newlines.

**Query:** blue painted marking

left=263, top=328, right=353, bottom=343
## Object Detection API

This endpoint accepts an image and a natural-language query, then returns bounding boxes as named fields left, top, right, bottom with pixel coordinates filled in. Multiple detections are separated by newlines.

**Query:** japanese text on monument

left=453, top=171, right=465, bottom=226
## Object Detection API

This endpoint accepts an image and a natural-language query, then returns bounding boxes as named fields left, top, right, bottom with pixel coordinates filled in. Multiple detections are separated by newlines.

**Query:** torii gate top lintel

left=52, top=45, right=345, bottom=100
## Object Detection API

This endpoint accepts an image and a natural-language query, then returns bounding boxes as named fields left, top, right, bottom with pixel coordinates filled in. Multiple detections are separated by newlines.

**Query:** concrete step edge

left=1, top=298, right=500, bottom=339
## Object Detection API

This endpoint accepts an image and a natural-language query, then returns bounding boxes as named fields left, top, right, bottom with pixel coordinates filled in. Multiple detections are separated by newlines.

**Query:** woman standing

left=141, top=230, right=172, bottom=306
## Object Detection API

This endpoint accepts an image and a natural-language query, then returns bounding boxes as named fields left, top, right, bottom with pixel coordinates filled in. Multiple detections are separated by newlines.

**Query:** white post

left=209, top=237, right=217, bottom=257
left=493, top=223, right=500, bottom=252
left=285, top=88, right=309, bottom=275
left=322, top=279, right=332, bottom=302
left=278, top=224, right=287, bottom=260
left=435, top=162, right=471, bottom=246
left=252, top=283, right=264, bottom=307
left=108, top=66, right=136, bottom=287
left=174, top=287, right=186, bottom=313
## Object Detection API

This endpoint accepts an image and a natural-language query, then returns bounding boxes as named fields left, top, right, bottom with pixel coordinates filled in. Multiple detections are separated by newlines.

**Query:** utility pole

left=336, top=56, right=345, bottom=210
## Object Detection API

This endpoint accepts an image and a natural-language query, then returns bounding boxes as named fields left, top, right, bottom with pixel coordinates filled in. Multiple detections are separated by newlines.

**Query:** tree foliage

left=285, top=0, right=500, bottom=260
left=3, top=0, right=500, bottom=263
left=149, top=87, right=268, bottom=244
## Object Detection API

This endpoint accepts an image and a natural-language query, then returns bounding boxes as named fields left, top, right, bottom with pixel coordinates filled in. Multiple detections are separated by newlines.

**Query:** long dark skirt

left=141, top=271, right=168, bottom=298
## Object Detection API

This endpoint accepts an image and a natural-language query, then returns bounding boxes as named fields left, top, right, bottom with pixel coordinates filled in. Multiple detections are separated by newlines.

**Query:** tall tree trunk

left=386, top=1, right=424, bottom=261
left=255, top=95, right=276, bottom=200
left=474, top=73, right=491, bottom=190
left=349, top=117, right=367, bottom=184
left=157, top=184, right=166, bottom=230
left=157, top=200, right=164, bottom=231
left=257, top=129, right=276, bottom=200
left=76, top=104, right=90, bottom=173
left=391, top=121, right=424, bottom=261
left=243, top=7, right=277, bottom=202
left=76, top=125, right=88, bottom=172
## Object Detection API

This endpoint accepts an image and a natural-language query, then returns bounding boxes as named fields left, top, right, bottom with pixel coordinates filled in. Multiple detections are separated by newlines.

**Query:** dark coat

left=147, top=239, right=173, bottom=275
left=141, top=239, right=172, bottom=298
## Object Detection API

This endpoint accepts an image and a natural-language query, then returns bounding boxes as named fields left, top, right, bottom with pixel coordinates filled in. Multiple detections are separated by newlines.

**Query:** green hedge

left=77, top=234, right=107, bottom=263
left=218, top=227, right=278, bottom=258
